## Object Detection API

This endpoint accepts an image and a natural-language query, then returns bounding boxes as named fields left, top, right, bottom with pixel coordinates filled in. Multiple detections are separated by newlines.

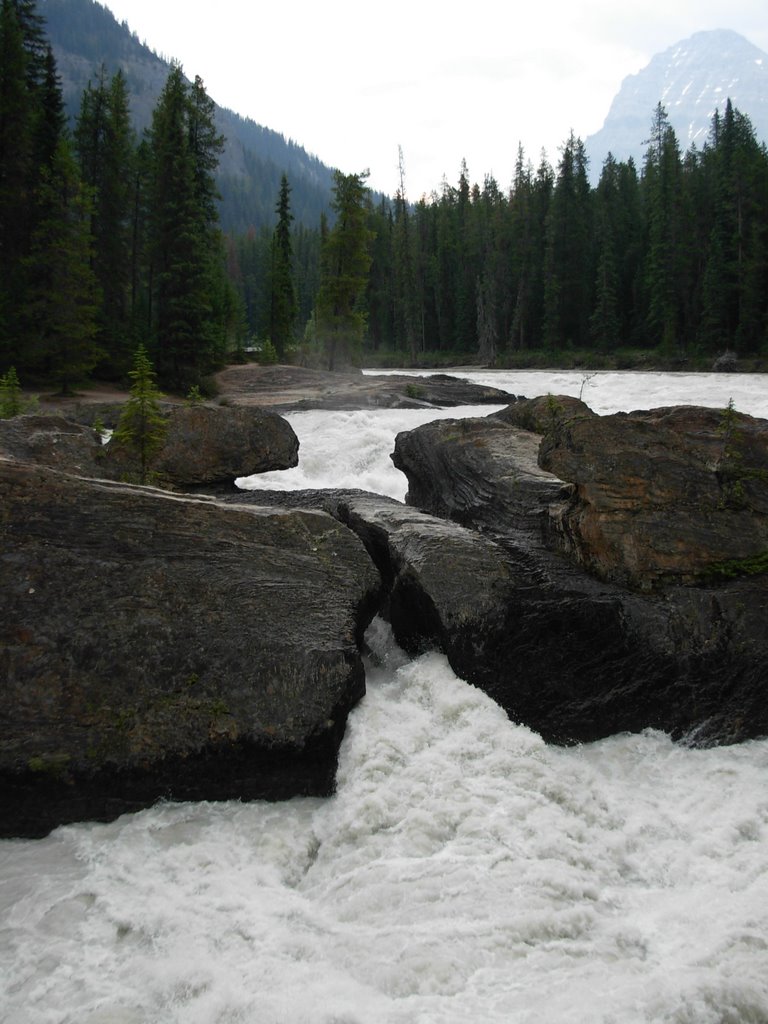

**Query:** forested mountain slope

left=40, top=0, right=337, bottom=231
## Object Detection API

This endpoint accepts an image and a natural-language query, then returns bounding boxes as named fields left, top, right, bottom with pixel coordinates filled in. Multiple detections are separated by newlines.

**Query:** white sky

left=100, top=0, right=768, bottom=198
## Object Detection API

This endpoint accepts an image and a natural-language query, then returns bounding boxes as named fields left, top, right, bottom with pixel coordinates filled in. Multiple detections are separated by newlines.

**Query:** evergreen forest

left=362, top=112, right=768, bottom=366
left=2, top=0, right=768, bottom=397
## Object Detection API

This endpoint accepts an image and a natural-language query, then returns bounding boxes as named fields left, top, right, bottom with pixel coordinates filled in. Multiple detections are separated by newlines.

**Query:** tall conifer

left=22, top=140, right=101, bottom=391
left=314, top=170, right=374, bottom=370
left=147, top=64, right=224, bottom=389
left=269, top=174, right=296, bottom=358
left=543, top=132, right=593, bottom=349
left=75, top=66, right=134, bottom=372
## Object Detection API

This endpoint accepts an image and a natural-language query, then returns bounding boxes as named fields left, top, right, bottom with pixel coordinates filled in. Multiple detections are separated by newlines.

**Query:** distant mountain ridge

left=585, top=29, right=768, bottom=177
left=39, top=0, right=338, bottom=231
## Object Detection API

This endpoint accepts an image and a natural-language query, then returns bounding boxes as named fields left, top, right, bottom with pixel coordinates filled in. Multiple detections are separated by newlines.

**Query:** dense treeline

left=1, top=0, right=242, bottom=391
left=43, top=0, right=341, bottom=238
left=3, top=0, right=768, bottom=389
left=363, top=104, right=768, bottom=363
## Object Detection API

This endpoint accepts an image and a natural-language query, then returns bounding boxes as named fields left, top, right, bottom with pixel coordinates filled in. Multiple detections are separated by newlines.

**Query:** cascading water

left=3, top=370, right=767, bottom=1024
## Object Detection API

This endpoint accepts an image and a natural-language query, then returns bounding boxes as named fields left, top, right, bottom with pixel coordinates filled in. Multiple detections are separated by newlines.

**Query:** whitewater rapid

left=2, top=370, right=768, bottom=1024
left=237, top=369, right=768, bottom=501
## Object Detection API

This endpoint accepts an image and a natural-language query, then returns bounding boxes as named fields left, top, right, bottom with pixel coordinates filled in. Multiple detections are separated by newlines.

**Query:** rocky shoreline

left=2, top=365, right=767, bottom=837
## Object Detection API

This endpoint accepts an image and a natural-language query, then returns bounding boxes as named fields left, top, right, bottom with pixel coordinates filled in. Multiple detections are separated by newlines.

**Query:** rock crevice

left=3, top=394, right=768, bottom=838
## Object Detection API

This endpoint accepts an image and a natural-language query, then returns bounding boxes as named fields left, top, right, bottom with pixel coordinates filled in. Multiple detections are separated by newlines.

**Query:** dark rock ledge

left=389, top=398, right=768, bottom=747
left=3, top=392, right=768, bottom=838
left=0, top=457, right=380, bottom=838
left=0, top=404, right=299, bottom=491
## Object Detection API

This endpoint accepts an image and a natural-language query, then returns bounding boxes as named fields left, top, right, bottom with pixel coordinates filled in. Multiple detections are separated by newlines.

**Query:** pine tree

left=22, top=140, right=101, bottom=392
left=365, top=199, right=395, bottom=353
left=313, top=170, right=374, bottom=370
left=0, top=365, right=23, bottom=416
left=642, top=105, right=687, bottom=352
left=509, top=149, right=553, bottom=351
left=112, top=343, right=166, bottom=484
left=146, top=64, right=224, bottom=390
left=454, top=159, right=477, bottom=351
left=0, top=0, right=35, bottom=359
left=32, top=44, right=65, bottom=171
left=9, top=0, right=46, bottom=90
left=590, top=154, right=626, bottom=349
left=543, top=132, right=593, bottom=350
left=0, top=4, right=76, bottom=372
left=590, top=217, right=620, bottom=349
left=75, top=66, right=134, bottom=373
left=393, top=146, right=420, bottom=358
left=476, top=273, right=498, bottom=364
left=699, top=100, right=767, bottom=354
left=269, top=174, right=296, bottom=358
left=616, top=158, right=643, bottom=345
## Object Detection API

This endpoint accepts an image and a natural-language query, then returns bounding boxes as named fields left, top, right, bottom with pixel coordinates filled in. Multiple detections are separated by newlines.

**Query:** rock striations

left=1, top=458, right=380, bottom=838
left=2, top=383, right=768, bottom=838
left=391, top=398, right=768, bottom=748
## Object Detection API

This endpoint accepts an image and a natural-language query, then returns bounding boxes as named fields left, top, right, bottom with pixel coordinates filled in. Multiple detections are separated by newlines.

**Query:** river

left=2, top=369, right=767, bottom=1024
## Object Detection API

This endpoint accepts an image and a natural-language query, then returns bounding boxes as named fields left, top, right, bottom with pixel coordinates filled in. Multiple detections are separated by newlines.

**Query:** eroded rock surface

left=4, top=388, right=767, bottom=838
left=105, top=404, right=299, bottom=488
left=329, top=495, right=514, bottom=658
left=213, top=364, right=515, bottom=411
left=0, top=414, right=103, bottom=475
left=540, top=405, right=768, bottom=588
left=390, top=403, right=768, bottom=747
left=392, top=413, right=565, bottom=544
left=0, top=458, right=380, bottom=838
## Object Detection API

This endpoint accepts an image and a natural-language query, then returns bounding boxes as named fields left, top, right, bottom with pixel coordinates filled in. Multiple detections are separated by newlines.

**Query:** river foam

left=3, top=370, right=768, bottom=1023
left=2, top=619, right=767, bottom=1023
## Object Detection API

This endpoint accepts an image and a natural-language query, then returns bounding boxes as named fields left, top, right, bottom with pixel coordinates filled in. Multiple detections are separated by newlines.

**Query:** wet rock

left=0, top=458, right=381, bottom=838
left=540, top=404, right=768, bottom=588
left=389, top=404, right=768, bottom=747
left=328, top=494, right=514, bottom=659
left=392, top=412, right=564, bottom=544
left=712, top=350, right=738, bottom=372
left=213, top=364, right=515, bottom=412
left=490, top=394, right=595, bottom=434
left=0, top=414, right=103, bottom=475
left=105, top=404, right=299, bottom=488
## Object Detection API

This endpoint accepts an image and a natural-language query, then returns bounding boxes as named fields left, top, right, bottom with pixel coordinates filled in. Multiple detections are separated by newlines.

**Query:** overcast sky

left=101, top=0, right=768, bottom=198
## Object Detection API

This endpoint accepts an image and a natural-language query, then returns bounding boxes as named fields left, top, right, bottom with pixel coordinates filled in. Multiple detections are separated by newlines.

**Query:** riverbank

left=18, top=350, right=767, bottom=418
left=361, top=347, right=768, bottom=374
left=22, top=363, right=514, bottom=417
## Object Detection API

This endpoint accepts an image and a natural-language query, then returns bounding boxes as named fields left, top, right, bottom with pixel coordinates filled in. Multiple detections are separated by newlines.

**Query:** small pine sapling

left=112, top=345, right=167, bottom=484
left=0, top=367, right=36, bottom=418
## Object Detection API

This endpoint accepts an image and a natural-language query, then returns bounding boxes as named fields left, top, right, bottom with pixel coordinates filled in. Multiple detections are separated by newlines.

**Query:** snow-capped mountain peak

left=585, top=29, right=768, bottom=178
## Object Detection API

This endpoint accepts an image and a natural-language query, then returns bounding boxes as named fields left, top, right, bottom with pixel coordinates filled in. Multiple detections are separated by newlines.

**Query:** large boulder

left=390, top=404, right=768, bottom=747
left=0, top=457, right=381, bottom=838
left=392, top=412, right=565, bottom=544
left=491, top=393, right=595, bottom=434
left=104, top=403, right=299, bottom=488
left=0, top=405, right=299, bottom=490
left=540, top=405, right=768, bottom=588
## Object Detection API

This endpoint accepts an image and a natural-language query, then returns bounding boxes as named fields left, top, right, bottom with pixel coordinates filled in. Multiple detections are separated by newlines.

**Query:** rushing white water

left=238, top=369, right=768, bottom=502
left=365, top=368, right=768, bottom=419
left=3, top=371, right=768, bottom=1024
left=237, top=405, right=506, bottom=501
